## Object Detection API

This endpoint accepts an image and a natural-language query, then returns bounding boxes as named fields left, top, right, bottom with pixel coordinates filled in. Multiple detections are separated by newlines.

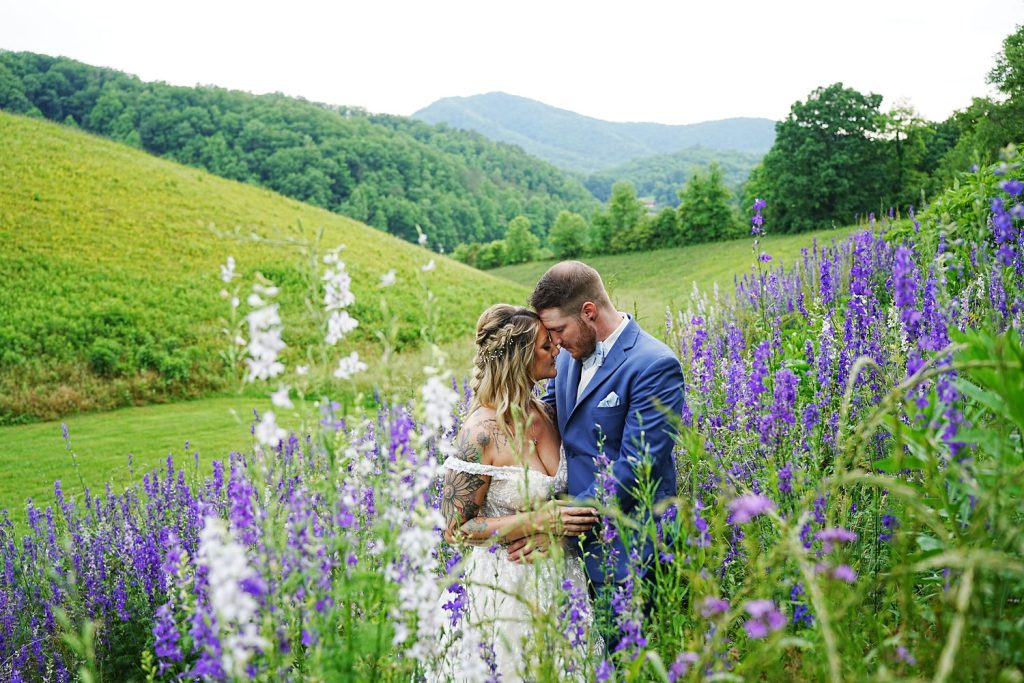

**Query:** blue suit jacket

left=543, top=317, right=684, bottom=585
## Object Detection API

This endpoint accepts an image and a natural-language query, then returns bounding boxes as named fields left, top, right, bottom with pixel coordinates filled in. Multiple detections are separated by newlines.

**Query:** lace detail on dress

left=441, top=453, right=568, bottom=518
left=430, top=449, right=600, bottom=682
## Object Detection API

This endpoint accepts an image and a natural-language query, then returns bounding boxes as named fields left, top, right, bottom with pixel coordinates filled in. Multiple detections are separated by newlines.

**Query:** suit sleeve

left=575, top=353, right=684, bottom=512
left=541, top=373, right=557, bottom=421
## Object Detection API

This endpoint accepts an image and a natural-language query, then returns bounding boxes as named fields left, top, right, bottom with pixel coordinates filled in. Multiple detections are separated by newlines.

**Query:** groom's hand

left=549, top=503, right=600, bottom=537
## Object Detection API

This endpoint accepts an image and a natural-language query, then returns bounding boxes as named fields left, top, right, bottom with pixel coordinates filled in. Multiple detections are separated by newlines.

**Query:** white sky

left=2, top=0, right=1022, bottom=125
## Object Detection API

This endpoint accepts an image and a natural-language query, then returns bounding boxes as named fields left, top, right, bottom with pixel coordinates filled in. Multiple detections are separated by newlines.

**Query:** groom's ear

left=580, top=301, right=596, bottom=321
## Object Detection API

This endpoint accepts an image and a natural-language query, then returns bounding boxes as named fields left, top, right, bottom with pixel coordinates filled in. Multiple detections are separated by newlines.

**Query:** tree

left=677, top=163, right=740, bottom=244
left=989, top=23, right=1024, bottom=98
left=504, top=215, right=539, bottom=263
left=548, top=211, right=588, bottom=258
left=879, top=102, right=933, bottom=211
left=451, top=243, right=481, bottom=267
left=591, top=181, right=646, bottom=253
left=475, top=240, right=507, bottom=269
left=761, top=83, right=887, bottom=232
left=648, top=208, right=680, bottom=248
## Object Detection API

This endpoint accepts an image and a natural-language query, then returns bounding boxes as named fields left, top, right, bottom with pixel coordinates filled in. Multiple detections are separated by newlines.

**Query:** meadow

left=493, top=226, right=860, bottom=327
left=0, top=112, right=526, bottom=425
left=1, top=137, right=1021, bottom=683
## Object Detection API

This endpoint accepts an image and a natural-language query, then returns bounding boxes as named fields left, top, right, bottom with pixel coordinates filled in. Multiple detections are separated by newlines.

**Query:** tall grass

left=1, top=142, right=1022, bottom=681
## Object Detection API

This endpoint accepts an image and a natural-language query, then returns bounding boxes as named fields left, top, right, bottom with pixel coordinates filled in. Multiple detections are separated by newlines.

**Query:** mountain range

left=413, top=92, right=776, bottom=173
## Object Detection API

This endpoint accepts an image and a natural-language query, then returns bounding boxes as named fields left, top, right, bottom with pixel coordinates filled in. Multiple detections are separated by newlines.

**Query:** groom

left=509, top=261, right=684, bottom=589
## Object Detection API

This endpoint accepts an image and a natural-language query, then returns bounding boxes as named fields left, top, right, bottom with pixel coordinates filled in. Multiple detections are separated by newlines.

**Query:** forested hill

left=0, top=52, right=599, bottom=252
left=413, top=92, right=776, bottom=172
left=584, top=147, right=764, bottom=208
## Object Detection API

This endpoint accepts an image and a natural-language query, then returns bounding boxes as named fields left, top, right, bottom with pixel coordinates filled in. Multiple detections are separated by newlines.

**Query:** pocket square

left=597, top=391, right=621, bottom=408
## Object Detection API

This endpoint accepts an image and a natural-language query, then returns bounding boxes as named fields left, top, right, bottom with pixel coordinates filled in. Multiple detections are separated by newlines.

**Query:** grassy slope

left=490, top=227, right=860, bottom=334
left=0, top=396, right=305, bottom=522
left=0, top=112, right=528, bottom=422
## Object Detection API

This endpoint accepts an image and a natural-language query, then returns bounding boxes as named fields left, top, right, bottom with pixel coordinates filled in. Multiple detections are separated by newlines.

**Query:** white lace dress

left=430, top=452, right=599, bottom=682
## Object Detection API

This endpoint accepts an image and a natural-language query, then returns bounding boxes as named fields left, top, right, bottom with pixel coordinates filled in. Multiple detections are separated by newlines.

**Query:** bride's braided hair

left=470, top=304, right=551, bottom=442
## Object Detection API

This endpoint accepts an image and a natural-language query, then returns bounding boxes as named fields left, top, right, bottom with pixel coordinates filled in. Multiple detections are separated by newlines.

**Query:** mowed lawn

left=0, top=396, right=307, bottom=526
left=491, top=226, right=861, bottom=330
left=0, top=333, right=481, bottom=528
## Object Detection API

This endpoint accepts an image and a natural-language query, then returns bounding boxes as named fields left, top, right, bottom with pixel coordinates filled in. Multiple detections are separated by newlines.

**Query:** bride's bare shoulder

left=456, top=408, right=506, bottom=463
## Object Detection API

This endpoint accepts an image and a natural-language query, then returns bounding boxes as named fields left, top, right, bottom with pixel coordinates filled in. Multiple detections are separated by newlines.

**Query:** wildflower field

left=2, top=150, right=1024, bottom=682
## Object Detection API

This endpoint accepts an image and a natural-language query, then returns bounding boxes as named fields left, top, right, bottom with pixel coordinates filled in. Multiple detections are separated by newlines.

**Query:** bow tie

left=581, top=341, right=605, bottom=371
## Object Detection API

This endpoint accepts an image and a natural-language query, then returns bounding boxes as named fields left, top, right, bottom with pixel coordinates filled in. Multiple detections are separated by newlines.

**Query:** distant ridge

left=413, top=92, right=776, bottom=172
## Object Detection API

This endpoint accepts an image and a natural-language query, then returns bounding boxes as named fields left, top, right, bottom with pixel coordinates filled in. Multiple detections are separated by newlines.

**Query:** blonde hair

left=470, top=304, right=550, bottom=441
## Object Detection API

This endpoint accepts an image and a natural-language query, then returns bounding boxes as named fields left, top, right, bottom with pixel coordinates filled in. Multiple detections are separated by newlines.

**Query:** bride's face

left=529, top=321, right=559, bottom=381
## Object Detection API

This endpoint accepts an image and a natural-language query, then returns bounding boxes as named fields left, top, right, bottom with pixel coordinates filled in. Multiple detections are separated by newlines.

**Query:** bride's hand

left=507, top=533, right=552, bottom=563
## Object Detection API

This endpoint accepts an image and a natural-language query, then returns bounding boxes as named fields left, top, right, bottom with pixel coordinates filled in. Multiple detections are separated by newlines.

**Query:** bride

left=433, top=304, right=601, bottom=681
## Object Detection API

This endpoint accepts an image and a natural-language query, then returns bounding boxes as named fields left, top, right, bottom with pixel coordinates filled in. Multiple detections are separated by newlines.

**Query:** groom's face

left=538, top=306, right=598, bottom=361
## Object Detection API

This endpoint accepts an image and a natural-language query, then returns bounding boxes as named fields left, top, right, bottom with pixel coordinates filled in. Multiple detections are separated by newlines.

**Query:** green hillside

left=413, top=92, right=776, bottom=172
left=0, top=52, right=599, bottom=251
left=0, top=112, right=528, bottom=424
left=490, top=226, right=859, bottom=332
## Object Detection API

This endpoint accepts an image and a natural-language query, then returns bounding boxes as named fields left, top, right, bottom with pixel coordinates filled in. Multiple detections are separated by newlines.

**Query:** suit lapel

left=562, top=355, right=582, bottom=428
left=567, top=319, right=640, bottom=424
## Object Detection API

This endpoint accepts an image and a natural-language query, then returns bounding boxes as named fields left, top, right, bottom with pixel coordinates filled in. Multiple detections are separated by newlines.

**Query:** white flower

left=418, top=231, right=428, bottom=247
left=271, top=385, right=293, bottom=409
left=326, top=310, right=359, bottom=346
left=198, top=516, right=269, bottom=677
left=379, top=269, right=397, bottom=287
left=420, top=259, right=435, bottom=272
left=254, top=410, right=286, bottom=447
left=323, top=245, right=346, bottom=265
left=334, top=352, right=368, bottom=380
left=421, top=374, right=458, bottom=435
left=245, top=300, right=286, bottom=382
left=296, top=365, right=309, bottom=376
left=220, top=256, right=237, bottom=283
left=322, top=263, right=355, bottom=310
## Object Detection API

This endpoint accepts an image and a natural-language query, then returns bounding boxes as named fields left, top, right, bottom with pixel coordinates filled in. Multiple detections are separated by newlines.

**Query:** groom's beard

left=573, top=316, right=598, bottom=359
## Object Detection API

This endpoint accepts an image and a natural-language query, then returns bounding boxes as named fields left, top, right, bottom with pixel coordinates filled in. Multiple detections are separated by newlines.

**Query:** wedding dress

left=431, top=450, right=600, bottom=682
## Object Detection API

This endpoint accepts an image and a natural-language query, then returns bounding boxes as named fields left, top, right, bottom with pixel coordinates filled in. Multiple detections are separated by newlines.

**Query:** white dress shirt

left=577, top=313, right=628, bottom=400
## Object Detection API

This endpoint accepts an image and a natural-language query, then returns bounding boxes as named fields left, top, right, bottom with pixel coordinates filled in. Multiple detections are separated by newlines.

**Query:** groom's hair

left=529, top=261, right=611, bottom=316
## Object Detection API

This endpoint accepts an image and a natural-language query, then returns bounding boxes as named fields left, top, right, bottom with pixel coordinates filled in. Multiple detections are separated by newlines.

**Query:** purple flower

left=790, top=583, right=814, bottom=627
left=881, top=513, right=899, bottom=542
left=770, top=368, right=799, bottom=428
left=896, top=645, right=917, bottom=665
left=596, top=659, right=614, bottom=681
left=668, top=652, right=699, bottom=681
left=830, top=564, right=857, bottom=583
left=559, top=577, right=591, bottom=647
left=759, top=252, right=773, bottom=262
left=153, top=603, right=182, bottom=670
left=815, top=527, right=857, bottom=552
left=743, top=599, right=785, bottom=639
left=751, top=198, right=767, bottom=236
left=728, top=493, right=775, bottom=524
left=777, top=464, right=793, bottom=495
left=700, top=596, right=730, bottom=618
left=1000, top=178, right=1024, bottom=196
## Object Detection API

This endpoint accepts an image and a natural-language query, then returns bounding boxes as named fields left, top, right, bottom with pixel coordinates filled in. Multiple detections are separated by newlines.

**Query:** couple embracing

left=435, top=261, right=685, bottom=681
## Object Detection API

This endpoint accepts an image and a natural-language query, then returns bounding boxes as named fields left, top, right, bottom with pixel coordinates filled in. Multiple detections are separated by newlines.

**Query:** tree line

left=3, top=24, right=1021, bottom=265
left=751, top=25, right=1024, bottom=233
left=0, top=52, right=598, bottom=253
left=451, top=162, right=745, bottom=268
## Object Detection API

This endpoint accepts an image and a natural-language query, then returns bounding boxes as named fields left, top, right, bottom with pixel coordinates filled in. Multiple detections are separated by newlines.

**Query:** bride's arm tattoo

left=442, top=423, right=491, bottom=544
